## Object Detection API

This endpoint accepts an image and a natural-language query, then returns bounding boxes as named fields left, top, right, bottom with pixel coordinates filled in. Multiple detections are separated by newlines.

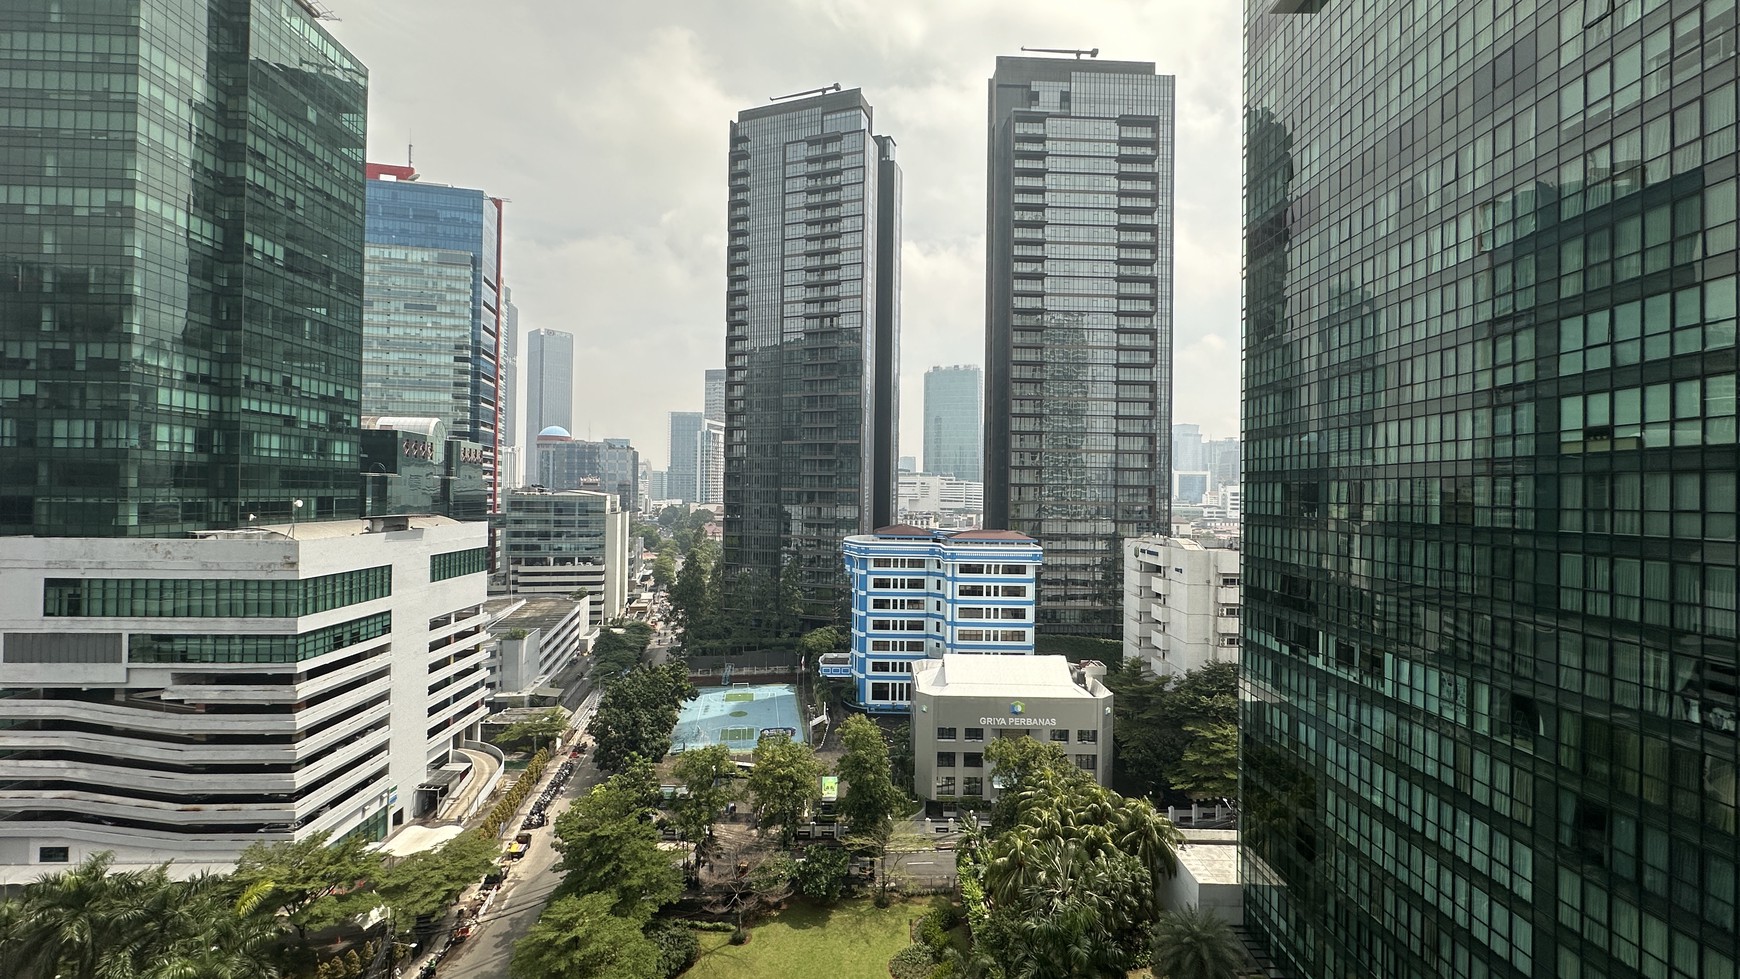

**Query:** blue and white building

left=838, top=525, right=1042, bottom=712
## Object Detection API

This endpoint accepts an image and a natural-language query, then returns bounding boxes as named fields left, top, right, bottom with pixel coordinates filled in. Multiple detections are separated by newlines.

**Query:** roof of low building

left=486, top=596, right=583, bottom=636
left=948, top=529, right=1035, bottom=542
left=871, top=523, right=933, bottom=538
left=913, top=654, right=1101, bottom=699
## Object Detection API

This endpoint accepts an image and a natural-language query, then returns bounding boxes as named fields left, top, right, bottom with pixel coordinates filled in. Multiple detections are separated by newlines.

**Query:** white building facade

left=839, top=526, right=1041, bottom=713
left=0, top=517, right=491, bottom=880
left=484, top=596, right=590, bottom=707
left=499, top=489, right=630, bottom=621
left=910, top=655, right=1113, bottom=804
left=1122, top=536, right=1241, bottom=679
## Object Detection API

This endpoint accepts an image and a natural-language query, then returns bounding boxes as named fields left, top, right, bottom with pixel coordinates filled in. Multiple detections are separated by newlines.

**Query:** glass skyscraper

left=983, top=56, right=1176, bottom=637
left=526, top=327, right=574, bottom=438
left=668, top=410, right=704, bottom=504
left=1243, top=2, right=1739, bottom=978
left=0, top=0, right=368, bottom=536
left=362, top=167, right=504, bottom=505
left=722, top=88, right=901, bottom=624
left=924, top=364, right=983, bottom=481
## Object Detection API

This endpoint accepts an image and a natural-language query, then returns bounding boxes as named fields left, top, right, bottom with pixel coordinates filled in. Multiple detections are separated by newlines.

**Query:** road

left=437, top=741, right=600, bottom=979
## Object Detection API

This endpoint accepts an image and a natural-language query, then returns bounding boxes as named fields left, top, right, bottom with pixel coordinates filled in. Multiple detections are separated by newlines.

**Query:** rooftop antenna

left=1020, top=46, right=1099, bottom=59
left=770, top=82, right=842, bottom=102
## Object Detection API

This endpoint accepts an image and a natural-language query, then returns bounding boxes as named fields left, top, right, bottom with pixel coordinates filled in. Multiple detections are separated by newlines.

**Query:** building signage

left=978, top=715, right=1058, bottom=727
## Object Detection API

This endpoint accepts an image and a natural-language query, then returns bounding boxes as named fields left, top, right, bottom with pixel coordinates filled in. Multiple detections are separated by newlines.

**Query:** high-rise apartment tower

left=722, top=88, right=901, bottom=623
left=526, top=328, right=574, bottom=441
left=983, top=56, right=1176, bottom=636
left=924, top=365, right=983, bottom=481
left=1243, top=2, right=1740, bottom=978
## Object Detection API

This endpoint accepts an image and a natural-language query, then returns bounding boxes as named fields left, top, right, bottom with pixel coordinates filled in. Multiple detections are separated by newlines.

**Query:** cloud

left=327, top=1, right=1243, bottom=471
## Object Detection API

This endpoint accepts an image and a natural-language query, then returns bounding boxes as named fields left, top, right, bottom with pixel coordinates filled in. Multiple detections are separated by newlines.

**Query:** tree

left=509, top=892, right=659, bottom=979
left=1104, top=661, right=1238, bottom=803
left=588, top=662, right=697, bottom=774
left=796, top=625, right=846, bottom=663
left=1173, top=720, right=1239, bottom=801
left=792, top=845, right=850, bottom=903
left=495, top=708, right=570, bottom=754
left=700, top=852, right=794, bottom=929
left=376, top=830, right=497, bottom=925
left=230, top=831, right=382, bottom=939
left=835, top=715, right=903, bottom=835
left=651, top=551, right=678, bottom=590
left=746, top=733, right=825, bottom=844
left=553, top=761, right=683, bottom=916
left=670, top=744, right=737, bottom=857
left=1150, top=907, right=1246, bottom=979
left=667, top=552, right=710, bottom=633
left=644, top=919, right=699, bottom=979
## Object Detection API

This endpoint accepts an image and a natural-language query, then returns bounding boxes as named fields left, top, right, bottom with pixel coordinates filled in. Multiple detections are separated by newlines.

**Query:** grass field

left=723, top=691, right=756, bottom=702
left=685, top=899, right=918, bottom=979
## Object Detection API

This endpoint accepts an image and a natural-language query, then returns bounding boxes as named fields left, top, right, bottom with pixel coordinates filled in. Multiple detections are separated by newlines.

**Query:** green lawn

left=685, top=899, right=918, bottom=979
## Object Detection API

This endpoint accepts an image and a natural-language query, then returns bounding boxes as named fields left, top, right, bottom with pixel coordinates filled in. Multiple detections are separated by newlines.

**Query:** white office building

left=483, top=596, right=590, bottom=707
left=839, top=526, right=1041, bottom=713
left=0, top=516, right=491, bottom=880
left=499, top=489, right=630, bottom=621
left=910, top=655, right=1113, bottom=804
left=1123, top=536, right=1241, bottom=679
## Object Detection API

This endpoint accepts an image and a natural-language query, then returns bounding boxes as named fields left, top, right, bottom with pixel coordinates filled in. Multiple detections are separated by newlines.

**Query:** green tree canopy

left=588, top=662, right=697, bottom=774
left=835, top=714, right=904, bottom=835
left=552, top=760, right=682, bottom=917
left=1150, top=906, right=1247, bottom=979
left=746, top=733, right=825, bottom=844
left=494, top=708, right=570, bottom=753
left=229, top=831, right=382, bottom=939
left=670, top=744, right=737, bottom=847
left=375, top=830, right=498, bottom=925
left=1173, top=720, right=1240, bottom=802
left=1103, top=660, right=1238, bottom=802
left=509, top=891, right=659, bottom=979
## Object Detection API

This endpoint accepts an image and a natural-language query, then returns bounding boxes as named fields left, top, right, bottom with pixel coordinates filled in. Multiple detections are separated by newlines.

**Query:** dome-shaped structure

left=537, top=425, right=572, bottom=439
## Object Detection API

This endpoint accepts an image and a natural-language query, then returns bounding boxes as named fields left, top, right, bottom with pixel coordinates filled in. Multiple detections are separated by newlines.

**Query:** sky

left=326, top=0, right=1244, bottom=472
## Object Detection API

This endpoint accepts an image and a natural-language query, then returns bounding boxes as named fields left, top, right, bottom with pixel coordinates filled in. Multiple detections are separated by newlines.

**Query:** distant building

left=910, top=655, right=1112, bottom=803
left=697, top=419, right=725, bottom=507
left=484, top=596, right=590, bottom=708
left=535, top=430, right=639, bottom=512
left=648, top=470, right=669, bottom=502
left=363, top=166, right=505, bottom=505
left=667, top=411, right=705, bottom=504
left=1205, top=437, right=1240, bottom=491
left=1174, top=471, right=1210, bottom=506
left=1123, top=536, right=1240, bottom=679
left=897, top=474, right=984, bottom=518
left=526, top=329, right=575, bottom=441
left=898, top=456, right=918, bottom=474
left=704, top=369, right=727, bottom=424
left=498, top=489, right=629, bottom=621
left=923, top=366, right=982, bottom=481
left=501, top=291, right=520, bottom=475
left=1171, top=424, right=1204, bottom=475
left=361, top=416, right=490, bottom=520
left=839, top=526, right=1041, bottom=712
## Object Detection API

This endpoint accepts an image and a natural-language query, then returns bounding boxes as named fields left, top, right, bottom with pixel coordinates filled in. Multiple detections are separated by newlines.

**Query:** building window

left=129, top=611, right=393, bottom=664
left=964, top=727, right=984, bottom=742
left=1050, top=729, right=1070, bottom=743
left=937, top=752, right=957, bottom=768
left=38, top=847, right=69, bottom=863
left=1075, top=754, right=1098, bottom=772
left=869, top=681, right=911, bottom=702
left=937, top=726, right=957, bottom=741
left=1076, top=730, right=1098, bottom=744
left=963, top=776, right=984, bottom=797
left=936, top=776, right=956, bottom=796
left=964, top=752, right=983, bottom=768
left=430, top=547, right=488, bottom=582
left=44, top=567, right=392, bottom=618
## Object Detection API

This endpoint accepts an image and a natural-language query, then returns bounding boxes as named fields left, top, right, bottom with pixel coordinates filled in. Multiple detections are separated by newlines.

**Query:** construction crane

left=1020, top=46, right=1099, bottom=59
left=770, top=83, right=842, bottom=103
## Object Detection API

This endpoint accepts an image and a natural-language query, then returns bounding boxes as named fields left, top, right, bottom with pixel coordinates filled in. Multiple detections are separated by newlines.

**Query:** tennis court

left=670, top=682, right=806, bottom=753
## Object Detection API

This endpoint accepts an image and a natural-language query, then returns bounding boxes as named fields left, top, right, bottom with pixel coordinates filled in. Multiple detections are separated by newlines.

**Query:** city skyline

left=322, top=2, right=1242, bottom=472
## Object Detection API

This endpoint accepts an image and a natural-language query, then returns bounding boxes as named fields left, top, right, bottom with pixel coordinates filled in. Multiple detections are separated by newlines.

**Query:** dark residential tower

left=1243, top=2, right=1740, bottom=978
left=984, top=56, right=1176, bottom=637
left=723, top=88, right=901, bottom=624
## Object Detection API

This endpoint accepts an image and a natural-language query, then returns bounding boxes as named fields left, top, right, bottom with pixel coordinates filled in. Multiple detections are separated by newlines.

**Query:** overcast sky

left=327, top=0, right=1243, bottom=471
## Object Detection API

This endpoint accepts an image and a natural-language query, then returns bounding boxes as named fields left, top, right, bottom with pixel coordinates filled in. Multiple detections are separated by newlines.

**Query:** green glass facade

left=0, top=0, right=368, bottom=537
left=1243, top=1, right=1738, bottom=978
left=43, top=565, right=390, bottom=617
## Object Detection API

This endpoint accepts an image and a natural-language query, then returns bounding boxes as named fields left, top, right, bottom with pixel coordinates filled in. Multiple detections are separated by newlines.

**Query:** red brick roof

left=948, top=529, right=1035, bottom=542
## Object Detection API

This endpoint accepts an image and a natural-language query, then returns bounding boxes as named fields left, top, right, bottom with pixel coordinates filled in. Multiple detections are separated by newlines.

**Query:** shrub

left=889, top=943, right=940, bottom=979
left=687, top=920, right=736, bottom=933
left=926, top=895, right=963, bottom=930
left=916, top=912, right=949, bottom=952
left=646, top=919, right=699, bottom=979
left=729, top=927, right=749, bottom=945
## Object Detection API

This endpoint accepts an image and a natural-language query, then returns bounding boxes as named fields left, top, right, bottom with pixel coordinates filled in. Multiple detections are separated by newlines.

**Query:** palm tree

left=3, top=852, right=151, bottom=979
left=1149, top=906, right=1246, bottom=979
